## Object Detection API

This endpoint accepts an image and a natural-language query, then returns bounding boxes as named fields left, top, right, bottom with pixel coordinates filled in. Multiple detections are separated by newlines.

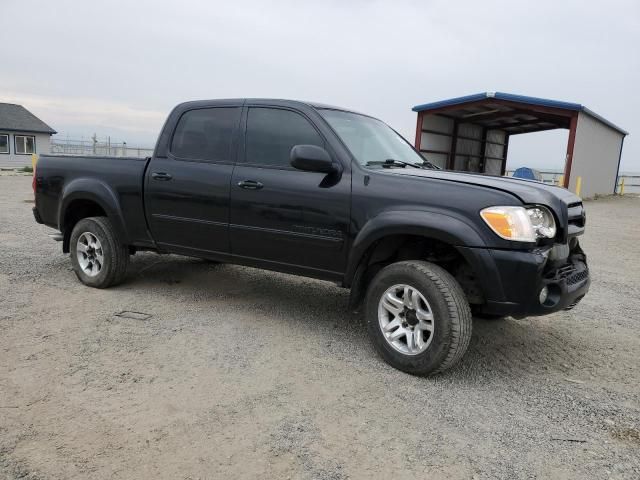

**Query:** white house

left=0, top=103, right=56, bottom=168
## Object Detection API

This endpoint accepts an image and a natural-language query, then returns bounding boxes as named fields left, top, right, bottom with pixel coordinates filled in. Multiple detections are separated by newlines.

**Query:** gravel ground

left=1, top=176, right=639, bottom=479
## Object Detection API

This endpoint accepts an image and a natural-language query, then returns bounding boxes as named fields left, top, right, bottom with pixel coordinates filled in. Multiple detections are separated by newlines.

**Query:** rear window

left=171, top=107, right=241, bottom=161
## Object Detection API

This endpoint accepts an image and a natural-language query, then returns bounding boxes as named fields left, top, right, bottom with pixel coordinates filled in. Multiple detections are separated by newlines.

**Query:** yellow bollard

left=620, top=177, right=625, bottom=195
left=557, top=175, right=564, bottom=187
left=31, top=154, right=38, bottom=170
left=575, top=176, right=582, bottom=197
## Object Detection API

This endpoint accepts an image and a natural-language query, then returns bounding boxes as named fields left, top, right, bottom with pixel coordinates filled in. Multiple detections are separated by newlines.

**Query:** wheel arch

left=59, top=179, right=129, bottom=253
left=345, top=210, right=487, bottom=285
left=345, top=211, right=499, bottom=311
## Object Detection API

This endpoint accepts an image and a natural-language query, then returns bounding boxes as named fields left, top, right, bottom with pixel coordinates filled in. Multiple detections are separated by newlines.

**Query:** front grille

left=554, top=264, right=575, bottom=279
left=567, top=269, right=589, bottom=285
left=545, top=262, right=589, bottom=285
left=567, top=202, right=586, bottom=235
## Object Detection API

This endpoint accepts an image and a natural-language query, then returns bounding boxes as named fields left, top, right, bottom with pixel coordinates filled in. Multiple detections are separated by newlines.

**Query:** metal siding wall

left=421, top=132, right=451, bottom=152
left=422, top=115, right=454, bottom=134
left=420, top=115, right=453, bottom=153
left=420, top=115, right=453, bottom=169
left=454, top=123, right=483, bottom=171
left=484, top=129, right=506, bottom=175
left=569, top=112, right=625, bottom=197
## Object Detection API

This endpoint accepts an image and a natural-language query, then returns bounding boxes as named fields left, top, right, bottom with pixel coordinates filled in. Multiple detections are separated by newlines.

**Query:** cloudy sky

left=2, top=0, right=638, bottom=171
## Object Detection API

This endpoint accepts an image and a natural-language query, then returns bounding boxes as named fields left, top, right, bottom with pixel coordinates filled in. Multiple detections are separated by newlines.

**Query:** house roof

left=412, top=92, right=628, bottom=136
left=0, top=103, right=57, bottom=135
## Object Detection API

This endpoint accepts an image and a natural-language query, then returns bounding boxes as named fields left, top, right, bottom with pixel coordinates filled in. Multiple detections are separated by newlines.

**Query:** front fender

left=345, top=210, right=488, bottom=285
left=59, top=178, right=129, bottom=243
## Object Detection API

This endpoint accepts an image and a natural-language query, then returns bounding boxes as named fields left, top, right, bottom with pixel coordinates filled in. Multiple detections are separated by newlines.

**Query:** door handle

left=237, top=180, right=263, bottom=190
left=151, top=172, right=173, bottom=181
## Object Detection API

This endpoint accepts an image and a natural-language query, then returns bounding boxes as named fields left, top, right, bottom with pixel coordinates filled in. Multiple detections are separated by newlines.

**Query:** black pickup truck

left=33, top=99, right=590, bottom=375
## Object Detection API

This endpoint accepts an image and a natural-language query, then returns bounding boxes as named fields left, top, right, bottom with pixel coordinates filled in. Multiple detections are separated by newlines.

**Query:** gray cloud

left=2, top=0, right=637, bottom=170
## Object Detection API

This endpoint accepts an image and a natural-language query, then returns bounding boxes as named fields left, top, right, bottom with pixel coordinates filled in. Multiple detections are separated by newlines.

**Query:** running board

left=48, top=233, right=63, bottom=242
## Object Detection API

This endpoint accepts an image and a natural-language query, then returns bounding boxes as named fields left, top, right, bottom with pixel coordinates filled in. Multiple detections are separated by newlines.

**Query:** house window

left=15, top=135, right=36, bottom=155
left=0, top=134, right=8, bottom=154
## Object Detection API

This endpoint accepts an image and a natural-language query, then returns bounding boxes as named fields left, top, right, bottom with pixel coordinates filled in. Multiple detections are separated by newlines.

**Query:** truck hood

left=387, top=168, right=581, bottom=206
left=385, top=168, right=584, bottom=240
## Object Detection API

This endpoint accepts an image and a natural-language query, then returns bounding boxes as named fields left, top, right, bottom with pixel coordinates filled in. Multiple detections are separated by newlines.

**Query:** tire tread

left=366, top=260, right=472, bottom=375
left=70, top=216, right=129, bottom=288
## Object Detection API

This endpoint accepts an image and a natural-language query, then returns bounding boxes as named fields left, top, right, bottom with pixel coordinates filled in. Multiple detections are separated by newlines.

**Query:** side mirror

left=290, top=145, right=337, bottom=174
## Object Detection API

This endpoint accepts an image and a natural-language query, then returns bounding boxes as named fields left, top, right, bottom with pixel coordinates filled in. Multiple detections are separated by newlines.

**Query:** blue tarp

left=512, top=167, right=542, bottom=181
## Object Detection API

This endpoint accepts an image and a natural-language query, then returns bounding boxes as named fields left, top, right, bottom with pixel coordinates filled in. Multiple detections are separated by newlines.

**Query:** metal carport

left=412, top=92, right=628, bottom=198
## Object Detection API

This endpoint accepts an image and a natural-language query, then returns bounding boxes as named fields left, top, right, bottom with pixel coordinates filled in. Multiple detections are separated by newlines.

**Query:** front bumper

left=478, top=242, right=590, bottom=318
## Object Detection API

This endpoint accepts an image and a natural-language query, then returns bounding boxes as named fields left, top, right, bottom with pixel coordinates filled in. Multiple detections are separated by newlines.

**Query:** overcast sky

left=2, top=0, right=638, bottom=171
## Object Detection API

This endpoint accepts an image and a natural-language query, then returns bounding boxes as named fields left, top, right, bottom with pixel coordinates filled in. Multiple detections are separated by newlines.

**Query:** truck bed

left=34, top=154, right=154, bottom=248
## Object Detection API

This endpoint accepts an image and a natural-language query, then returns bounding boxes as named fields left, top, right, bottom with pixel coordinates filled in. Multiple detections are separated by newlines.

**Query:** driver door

left=229, top=106, right=351, bottom=278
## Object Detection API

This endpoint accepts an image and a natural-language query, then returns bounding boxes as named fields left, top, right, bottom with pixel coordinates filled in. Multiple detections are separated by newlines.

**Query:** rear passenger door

left=145, top=106, right=241, bottom=255
left=229, top=106, right=351, bottom=279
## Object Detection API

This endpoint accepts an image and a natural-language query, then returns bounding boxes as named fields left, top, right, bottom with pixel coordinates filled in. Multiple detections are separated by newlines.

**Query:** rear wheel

left=69, top=216, right=129, bottom=288
left=365, top=260, right=472, bottom=376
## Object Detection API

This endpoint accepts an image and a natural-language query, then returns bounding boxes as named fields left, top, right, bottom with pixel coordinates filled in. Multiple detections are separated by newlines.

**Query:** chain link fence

left=50, top=135, right=153, bottom=158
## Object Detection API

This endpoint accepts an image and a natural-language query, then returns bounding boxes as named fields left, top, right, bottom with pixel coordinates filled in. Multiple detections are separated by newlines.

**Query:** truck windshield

left=319, top=109, right=430, bottom=169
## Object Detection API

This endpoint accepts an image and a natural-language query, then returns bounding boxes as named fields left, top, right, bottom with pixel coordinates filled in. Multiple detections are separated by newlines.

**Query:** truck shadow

left=127, top=253, right=351, bottom=325
left=125, top=253, right=587, bottom=380
left=455, top=315, right=591, bottom=380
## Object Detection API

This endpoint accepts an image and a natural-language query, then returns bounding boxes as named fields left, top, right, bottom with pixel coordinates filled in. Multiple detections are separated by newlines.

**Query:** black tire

left=69, top=216, right=129, bottom=288
left=365, top=260, right=472, bottom=376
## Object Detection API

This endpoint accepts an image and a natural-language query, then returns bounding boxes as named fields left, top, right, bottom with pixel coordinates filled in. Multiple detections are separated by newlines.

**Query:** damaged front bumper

left=480, top=240, right=590, bottom=318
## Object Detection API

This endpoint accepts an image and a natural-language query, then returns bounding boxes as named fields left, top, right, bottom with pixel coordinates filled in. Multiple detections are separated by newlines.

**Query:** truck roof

left=174, top=98, right=362, bottom=115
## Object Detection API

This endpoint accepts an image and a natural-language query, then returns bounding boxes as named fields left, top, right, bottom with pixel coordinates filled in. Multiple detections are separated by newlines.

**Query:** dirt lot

left=1, top=176, right=639, bottom=479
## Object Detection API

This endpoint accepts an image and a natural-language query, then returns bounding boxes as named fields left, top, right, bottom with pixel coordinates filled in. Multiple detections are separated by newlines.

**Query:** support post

left=479, top=127, right=488, bottom=173
left=563, top=113, right=578, bottom=188
left=501, top=134, right=510, bottom=176
left=414, top=112, right=423, bottom=151
left=448, top=120, right=459, bottom=170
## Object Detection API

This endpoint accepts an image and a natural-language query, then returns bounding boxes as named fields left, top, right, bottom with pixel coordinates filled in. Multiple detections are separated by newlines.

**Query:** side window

left=171, top=107, right=240, bottom=161
left=245, top=108, right=323, bottom=167
left=0, top=134, right=8, bottom=154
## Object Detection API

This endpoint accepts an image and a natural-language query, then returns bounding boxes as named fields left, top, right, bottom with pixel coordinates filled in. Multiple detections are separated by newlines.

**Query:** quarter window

left=0, top=134, right=8, bottom=154
left=245, top=108, right=323, bottom=167
left=171, top=107, right=241, bottom=161
left=15, top=135, right=35, bottom=155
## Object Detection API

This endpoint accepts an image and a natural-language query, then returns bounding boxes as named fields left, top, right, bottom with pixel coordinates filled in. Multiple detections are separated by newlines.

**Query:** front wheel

left=365, top=260, right=472, bottom=376
left=69, top=216, right=129, bottom=288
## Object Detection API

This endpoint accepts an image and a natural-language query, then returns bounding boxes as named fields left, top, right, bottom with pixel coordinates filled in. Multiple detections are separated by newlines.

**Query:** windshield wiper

left=421, top=160, right=441, bottom=170
left=366, top=159, right=424, bottom=169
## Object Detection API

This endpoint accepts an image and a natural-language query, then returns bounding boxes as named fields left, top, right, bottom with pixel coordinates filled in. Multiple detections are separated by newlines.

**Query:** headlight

left=480, top=206, right=556, bottom=242
left=526, top=206, right=556, bottom=239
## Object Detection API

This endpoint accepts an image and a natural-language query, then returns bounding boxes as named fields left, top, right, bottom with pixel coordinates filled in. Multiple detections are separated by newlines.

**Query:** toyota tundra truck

left=32, top=99, right=590, bottom=375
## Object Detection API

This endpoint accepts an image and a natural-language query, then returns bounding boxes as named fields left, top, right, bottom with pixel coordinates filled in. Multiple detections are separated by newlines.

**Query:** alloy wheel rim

left=76, top=232, right=104, bottom=277
left=378, top=284, right=435, bottom=355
